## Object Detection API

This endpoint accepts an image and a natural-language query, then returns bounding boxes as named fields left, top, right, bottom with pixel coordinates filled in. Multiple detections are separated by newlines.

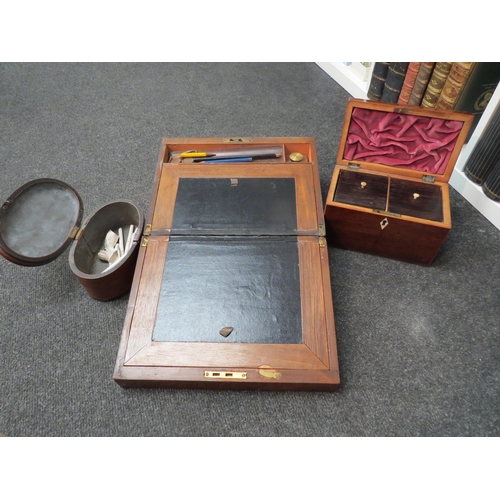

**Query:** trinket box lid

left=337, top=99, right=474, bottom=183
left=0, top=178, right=84, bottom=266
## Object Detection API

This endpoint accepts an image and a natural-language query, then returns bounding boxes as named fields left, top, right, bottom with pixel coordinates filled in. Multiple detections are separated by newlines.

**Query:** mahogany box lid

left=336, top=99, right=474, bottom=183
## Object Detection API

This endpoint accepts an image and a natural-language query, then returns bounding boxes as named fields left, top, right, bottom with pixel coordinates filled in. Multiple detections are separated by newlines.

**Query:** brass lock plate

left=204, top=371, right=247, bottom=379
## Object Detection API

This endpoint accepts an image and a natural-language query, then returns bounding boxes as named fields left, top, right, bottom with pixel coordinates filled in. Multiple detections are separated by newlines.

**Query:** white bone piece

left=104, top=230, right=119, bottom=250
left=125, top=225, right=135, bottom=254
left=118, top=227, right=125, bottom=256
left=109, top=247, right=120, bottom=263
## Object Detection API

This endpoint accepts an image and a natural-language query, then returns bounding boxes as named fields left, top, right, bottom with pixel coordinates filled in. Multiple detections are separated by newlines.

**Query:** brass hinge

left=319, top=237, right=327, bottom=248
left=318, top=224, right=326, bottom=236
left=373, top=209, right=401, bottom=217
left=347, top=163, right=360, bottom=170
left=69, top=226, right=83, bottom=240
left=394, top=107, right=410, bottom=114
left=141, top=236, right=149, bottom=247
left=422, top=175, right=435, bottom=183
left=144, top=223, right=152, bottom=236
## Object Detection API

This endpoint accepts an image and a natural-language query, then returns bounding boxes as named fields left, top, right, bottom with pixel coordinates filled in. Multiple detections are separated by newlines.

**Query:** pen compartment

left=164, top=139, right=314, bottom=164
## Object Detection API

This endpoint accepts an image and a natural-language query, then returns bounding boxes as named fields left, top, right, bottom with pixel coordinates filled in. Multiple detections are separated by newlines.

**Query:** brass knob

left=289, top=152, right=304, bottom=162
left=360, top=182, right=367, bottom=189
left=413, top=193, right=420, bottom=199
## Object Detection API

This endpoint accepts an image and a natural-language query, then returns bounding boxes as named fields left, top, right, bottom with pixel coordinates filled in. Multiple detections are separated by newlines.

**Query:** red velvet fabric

left=343, top=108, right=464, bottom=175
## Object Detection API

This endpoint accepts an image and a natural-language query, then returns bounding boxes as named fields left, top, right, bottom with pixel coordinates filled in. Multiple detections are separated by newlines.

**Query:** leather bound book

left=367, top=62, right=390, bottom=101
left=464, top=104, right=500, bottom=184
left=454, top=62, right=500, bottom=141
left=381, top=63, right=409, bottom=103
left=398, top=62, right=421, bottom=104
left=407, top=62, right=435, bottom=106
left=483, top=160, right=500, bottom=201
left=421, top=62, right=453, bottom=108
left=435, top=62, right=476, bottom=110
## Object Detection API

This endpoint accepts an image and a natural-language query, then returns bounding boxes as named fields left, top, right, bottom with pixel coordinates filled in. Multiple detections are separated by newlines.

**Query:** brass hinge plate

left=319, top=236, right=327, bottom=248
left=144, top=223, right=152, bottom=236
left=141, top=236, right=149, bottom=247
left=318, top=224, right=326, bottom=236
left=373, top=209, right=401, bottom=217
left=422, top=175, right=435, bottom=183
left=347, top=163, right=361, bottom=170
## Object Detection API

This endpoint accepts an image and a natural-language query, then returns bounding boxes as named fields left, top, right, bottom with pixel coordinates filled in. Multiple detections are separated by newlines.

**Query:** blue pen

left=201, top=157, right=253, bottom=163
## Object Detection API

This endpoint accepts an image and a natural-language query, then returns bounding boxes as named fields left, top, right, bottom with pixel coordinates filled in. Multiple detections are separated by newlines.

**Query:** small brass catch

left=223, top=138, right=252, bottom=143
left=204, top=371, right=247, bottom=379
left=230, top=178, right=238, bottom=187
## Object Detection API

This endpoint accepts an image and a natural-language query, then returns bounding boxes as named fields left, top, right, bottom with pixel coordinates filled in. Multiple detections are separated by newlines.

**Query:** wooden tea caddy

left=324, top=99, right=473, bottom=265
left=113, top=137, right=340, bottom=391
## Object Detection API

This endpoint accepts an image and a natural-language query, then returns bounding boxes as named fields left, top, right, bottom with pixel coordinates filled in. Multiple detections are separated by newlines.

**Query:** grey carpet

left=1, top=62, right=499, bottom=436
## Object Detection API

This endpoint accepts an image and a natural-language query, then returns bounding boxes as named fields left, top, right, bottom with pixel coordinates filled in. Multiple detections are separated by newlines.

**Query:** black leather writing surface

left=171, top=178, right=297, bottom=235
left=152, top=236, right=302, bottom=344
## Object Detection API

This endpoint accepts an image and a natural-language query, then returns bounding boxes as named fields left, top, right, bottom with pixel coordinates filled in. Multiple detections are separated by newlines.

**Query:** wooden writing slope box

left=114, top=138, right=340, bottom=391
left=324, top=99, right=473, bottom=265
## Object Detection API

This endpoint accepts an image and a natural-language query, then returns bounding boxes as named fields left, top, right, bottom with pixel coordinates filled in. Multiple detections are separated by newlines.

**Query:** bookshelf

left=316, top=62, right=500, bottom=231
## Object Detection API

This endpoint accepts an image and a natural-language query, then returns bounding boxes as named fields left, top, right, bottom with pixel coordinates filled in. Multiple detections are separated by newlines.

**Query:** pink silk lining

left=343, top=108, right=463, bottom=175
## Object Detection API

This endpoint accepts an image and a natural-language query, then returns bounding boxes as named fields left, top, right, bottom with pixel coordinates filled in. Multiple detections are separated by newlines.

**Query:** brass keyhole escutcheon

left=380, top=218, right=389, bottom=230
left=360, top=182, right=367, bottom=189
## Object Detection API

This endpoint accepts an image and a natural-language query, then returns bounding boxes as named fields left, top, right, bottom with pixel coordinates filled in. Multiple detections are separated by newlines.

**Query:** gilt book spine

left=421, top=62, right=453, bottom=108
left=367, top=62, right=390, bottom=101
left=435, top=62, right=476, bottom=110
left=407, top=62, right=435, bottom=106
left=454, top=62, right=500, bottom=141
left=381, top=63, right=410, bottom=103
left=398, top=62, right=421, bottom=104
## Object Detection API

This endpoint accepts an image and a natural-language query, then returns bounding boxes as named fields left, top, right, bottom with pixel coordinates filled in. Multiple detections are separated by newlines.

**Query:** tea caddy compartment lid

left=0, top=178, right=84, bottom=266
